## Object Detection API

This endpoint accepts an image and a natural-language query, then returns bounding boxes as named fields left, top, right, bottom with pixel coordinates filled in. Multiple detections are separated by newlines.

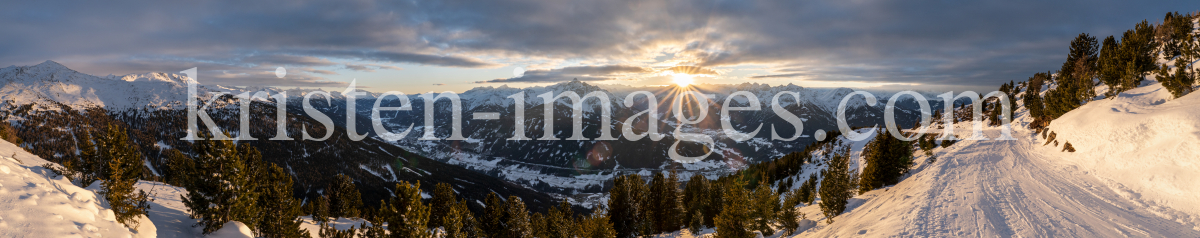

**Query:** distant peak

left=35, top=60, right=69, bottom=70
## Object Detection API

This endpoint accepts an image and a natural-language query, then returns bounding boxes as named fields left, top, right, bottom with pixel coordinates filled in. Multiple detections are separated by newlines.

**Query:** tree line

left=1026, top=12, right=1197, bottom=129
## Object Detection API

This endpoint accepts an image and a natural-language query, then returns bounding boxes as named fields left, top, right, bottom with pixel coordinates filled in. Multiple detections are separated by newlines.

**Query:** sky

left=1, top=0, right=1193, bottom=93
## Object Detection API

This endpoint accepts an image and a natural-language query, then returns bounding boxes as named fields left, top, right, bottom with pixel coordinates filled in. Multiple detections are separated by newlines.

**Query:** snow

left=208, top=221, right=253, bottom=238
left=655, top=81, right=1200, bottom=237
left=137, top=181, right=205, bottom=237
left=0, top=136, right=285, bottom=238
left=0, top=61, right=201, bottom=110
left=0, top=138, right=155, bottom=237
left=780, top=82, right=1200, bottom=237
left=1047, top=81, right=1200, bottom=226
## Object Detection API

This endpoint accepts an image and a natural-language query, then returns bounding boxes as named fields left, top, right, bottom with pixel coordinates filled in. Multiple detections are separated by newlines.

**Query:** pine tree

left=800, top=173, right=818, bottom=205
left=778, top=188, right=805, bottom=236
left=818, top=148, right=853, bottom=224
left=1024, top=72, right=1051, bottom=128
left=97, top=124, right=150, bottom=228
left=75, top=130, right=103, bottom=186
left=859, top=129, right=913, bottom=193
left=1159, top=12, right=1194, bottom=58
left=164, top=149, right=196, bottom=187
left=235, top=144, right=265, bottom=229
left=713, top=179, right=751, bottom=238
left=704, top=177, right=725, bottom=228
left=1157, top=61, right=1196, bottom=98
left=1045, top=33, right=1100, bottom=120
left=776, top=178, right=790, bottom=195
left=1098, top=35, right=1124, bottom=96
left=481, top=192, right=508, bottom=238
left=428, top=183, right=456, bottom=229
left=663, top=170, right=683, bottom=233
left=531, top=212, right=548, bottom=238
left=608, top=174, right=646, bottom=237
left=327, top=174, right=362, bottom=219
left=181, top=133, right=259, bottom=234
left=0, top=121, right=21, bottom=145
left=1158, top=20, right=1197, bottom=99
left=1119, top=21, right=1158, bottom=91
left=577, top=207, right=616, bottom=238
left=796, top=177, right=812, bottom=206
left=682, top=173, right=709, bottom=233
left=644, top=171, right=683, bottom=233
left=310, top=195, right=330, bottom=224
left=252, top=161, right=310, bottom=238
left=383, top=181, right=433, bottom=238
left=504, top=196, right=533, bottom=238
left=917, top=133, right=935, bottom=156
left=545, top=201, right=574, bottom=238
left=442, top=198, right=479, bottom=238
left=750, top=180, right=779, bottom=235
left=359, top=210, right=388, bottom=238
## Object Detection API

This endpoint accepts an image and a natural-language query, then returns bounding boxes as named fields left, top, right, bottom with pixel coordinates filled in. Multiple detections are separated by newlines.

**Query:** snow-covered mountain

left=0, top=61, right=563, bottom=215
left=0, top=61, right=207, bottom=110
left=317, top=79, right=945, bottom=195
left=0, top=61, right=945, bottom=196
left=0, top=61, right=970, bottom=205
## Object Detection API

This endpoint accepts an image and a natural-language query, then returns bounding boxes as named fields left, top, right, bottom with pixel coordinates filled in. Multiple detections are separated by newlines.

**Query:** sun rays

left=672, top=73, right=695, bottom=87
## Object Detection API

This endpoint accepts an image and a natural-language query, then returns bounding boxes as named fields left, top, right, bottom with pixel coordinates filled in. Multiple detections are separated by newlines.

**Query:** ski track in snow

left=891, top=129, right=1195, bottom=237
left=786, top=83, right=1200, bottom=237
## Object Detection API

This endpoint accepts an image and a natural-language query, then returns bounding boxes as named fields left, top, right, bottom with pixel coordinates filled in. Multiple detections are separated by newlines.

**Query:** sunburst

left=672, top=73, right=695, bottom=87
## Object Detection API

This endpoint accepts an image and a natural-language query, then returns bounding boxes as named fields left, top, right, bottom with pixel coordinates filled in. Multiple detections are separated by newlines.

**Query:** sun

left=672, top=73, right=695, bottom=87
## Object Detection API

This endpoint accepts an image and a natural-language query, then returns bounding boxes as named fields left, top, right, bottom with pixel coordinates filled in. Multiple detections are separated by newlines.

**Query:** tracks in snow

left=799, top=128, right=1199, bottom=237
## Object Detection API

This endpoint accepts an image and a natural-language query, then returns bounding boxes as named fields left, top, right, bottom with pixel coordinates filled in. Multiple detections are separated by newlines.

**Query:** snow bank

left=1048, top=82, right=1200, bottom=221
left=0, top=138, right=155, bottom=237
left=137, top=181, right=205, bottom=238
left=208, top=221, right=254, bottom=238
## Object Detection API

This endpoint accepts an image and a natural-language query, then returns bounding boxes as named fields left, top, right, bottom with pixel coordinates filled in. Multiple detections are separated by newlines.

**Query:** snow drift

left=1048, top=81, right=1200, bottom=225
left=0, top=138, right=155, bottom=237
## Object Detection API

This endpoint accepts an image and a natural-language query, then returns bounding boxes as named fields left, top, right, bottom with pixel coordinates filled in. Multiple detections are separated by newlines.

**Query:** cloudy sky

left=2, top=0, right=1191, bottom=93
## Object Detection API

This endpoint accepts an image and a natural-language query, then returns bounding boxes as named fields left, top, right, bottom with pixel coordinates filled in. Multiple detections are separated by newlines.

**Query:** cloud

left=54, top=57, right=348, bottom=87
left=664, top=66, right=718, bottom=75
left=433, top=83, right=445, bottom=86
left=295, top=49, right=496, bottom=68
left=372, top=64, right=403, bottom=70
left=301, top=68, right=339, bottom=75
left=749, top=73, right=809, bottom=79
left=343, top=63, right=406, bottom=72
left=344, top=64, right=374, bottom=72
left=0, top=0, right=1188, bottom=90
left=241, top=54, right=336, bottom=67
left=480, top=65, right=650, bottom=83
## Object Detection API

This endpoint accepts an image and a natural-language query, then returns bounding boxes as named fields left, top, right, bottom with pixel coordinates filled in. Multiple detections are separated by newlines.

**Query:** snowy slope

left=1046, top=80, right=1200, bottom=226
left=0, top=138, right=257, bottom=238
left=779, top=82, right=1200, bottom=237
left=0, top=138, right=156, bottom=237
